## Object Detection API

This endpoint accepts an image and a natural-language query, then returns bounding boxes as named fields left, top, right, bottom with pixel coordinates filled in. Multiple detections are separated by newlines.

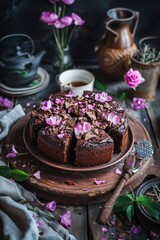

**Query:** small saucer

left=0, top=67, right=50, bottom=97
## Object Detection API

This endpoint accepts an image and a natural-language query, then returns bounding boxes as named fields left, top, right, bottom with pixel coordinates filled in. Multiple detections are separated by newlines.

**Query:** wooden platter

left=3, top=114, right=157, bottom=205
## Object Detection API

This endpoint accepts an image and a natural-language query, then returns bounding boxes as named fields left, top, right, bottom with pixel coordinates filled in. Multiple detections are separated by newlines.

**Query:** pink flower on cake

left=41, top=100, right=52, bottom=111
left=95, top=92, right=112, bottom=103
left=107, top=113, right=120, bottom=125
left=57, top=132, right=65, bottom=138
left=124, top=68, right=145, bottom=89
left=74, top=122, right=92, bottom=136
left=46, top=116, right=62, bottom=126
left=74, top=122, right=83, bottom=135
left=55, top=98, right=65, bottom=104
left=60, top=210, right=71, bottom=228
left=131, top=98, right=146, bottom=111
left=83, top=122, right=92, bottom=132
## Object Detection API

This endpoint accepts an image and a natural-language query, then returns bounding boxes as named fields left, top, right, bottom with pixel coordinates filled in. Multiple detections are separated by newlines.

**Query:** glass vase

left=53, top=46, right=73, bottom=73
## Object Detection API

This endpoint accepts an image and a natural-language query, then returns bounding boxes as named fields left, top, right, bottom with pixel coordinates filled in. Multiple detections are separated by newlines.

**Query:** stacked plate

left=0, top=67, right=50, bottom=97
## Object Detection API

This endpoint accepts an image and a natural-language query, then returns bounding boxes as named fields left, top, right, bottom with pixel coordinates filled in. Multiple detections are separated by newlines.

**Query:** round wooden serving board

left=3, top=115, right=158, bottom=205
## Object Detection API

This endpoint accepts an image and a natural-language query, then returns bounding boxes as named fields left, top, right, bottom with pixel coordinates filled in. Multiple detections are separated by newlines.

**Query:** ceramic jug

left=95, top=7, right=139, bottom=80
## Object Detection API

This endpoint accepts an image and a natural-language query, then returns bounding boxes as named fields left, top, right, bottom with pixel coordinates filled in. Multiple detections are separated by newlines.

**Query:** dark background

left=0, top=0, right=160, bottom=64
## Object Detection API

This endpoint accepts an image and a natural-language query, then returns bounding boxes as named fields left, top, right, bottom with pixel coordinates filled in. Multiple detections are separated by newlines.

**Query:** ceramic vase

left=95, top=7, right=139, bottom=80
left=53, top=46, right=73, bottom=73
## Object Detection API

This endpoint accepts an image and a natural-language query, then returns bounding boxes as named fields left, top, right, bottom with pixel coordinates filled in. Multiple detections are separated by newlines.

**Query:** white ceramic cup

left=56, top=69, right=95, bottom=96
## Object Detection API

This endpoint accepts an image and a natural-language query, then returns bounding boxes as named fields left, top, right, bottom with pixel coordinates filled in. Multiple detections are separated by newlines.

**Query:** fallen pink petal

left=131, top=224, right=141, bottom=234
left=102, top=226, right=107, bottom=232
left=45, top=200, right=57, bottom=212
left=33, top=171, right=41, bottom=179
left=94, top=179, right=105, bottom=185
left=131, top=98, right=146, bottom=111
left=114, top=168, right=122, bottom=175
left=60, top=210, right=71, bottom=228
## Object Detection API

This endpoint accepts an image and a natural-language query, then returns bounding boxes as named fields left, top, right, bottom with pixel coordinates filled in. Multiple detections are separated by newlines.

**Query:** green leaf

left=118, top=92, right=127, bottom=101
left=136, top=195, right=153, bottom=207
left=113, top=195, right=133, bottom=213
left=11, top=169, right=29, bottom=181
left=127, top=193, right=135, bottom=201
left=0, top=166, right=11, bottom=179
left=147, top=208, right=160, bottom=221
left=126, top=204, right=135, bottom=221
left=94, top=80, right=106, bottom=91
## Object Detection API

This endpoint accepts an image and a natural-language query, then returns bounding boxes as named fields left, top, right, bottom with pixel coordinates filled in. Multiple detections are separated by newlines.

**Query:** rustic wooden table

left=1, top=64, right=160, bottom=240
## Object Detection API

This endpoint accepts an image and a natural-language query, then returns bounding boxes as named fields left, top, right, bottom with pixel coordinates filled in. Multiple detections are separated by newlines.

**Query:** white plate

left=0, top=67, right=50, bottom=97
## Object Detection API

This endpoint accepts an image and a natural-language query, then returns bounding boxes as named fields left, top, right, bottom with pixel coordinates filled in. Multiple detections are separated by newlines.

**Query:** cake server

left=96, top=139, right=153, bottom=225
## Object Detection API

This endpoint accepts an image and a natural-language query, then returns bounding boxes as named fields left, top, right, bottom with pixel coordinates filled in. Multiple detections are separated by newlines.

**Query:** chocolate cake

left=29, top=91, right=128, bottom=167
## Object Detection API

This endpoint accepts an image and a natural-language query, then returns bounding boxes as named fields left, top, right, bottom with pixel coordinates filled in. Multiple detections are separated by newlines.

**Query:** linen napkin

left=0, top=176, right=76, bottom=240
left=0, top=105, right=76, bottom=240
left=0, top=104, right=25, bottom=142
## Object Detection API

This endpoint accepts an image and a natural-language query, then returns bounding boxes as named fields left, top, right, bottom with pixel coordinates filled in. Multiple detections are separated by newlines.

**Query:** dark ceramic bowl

left=135, top=177, right=160, bottom=233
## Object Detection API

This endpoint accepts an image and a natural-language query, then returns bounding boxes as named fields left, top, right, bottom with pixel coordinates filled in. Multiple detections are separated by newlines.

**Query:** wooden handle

left=97, top=174, right=128, bottom=225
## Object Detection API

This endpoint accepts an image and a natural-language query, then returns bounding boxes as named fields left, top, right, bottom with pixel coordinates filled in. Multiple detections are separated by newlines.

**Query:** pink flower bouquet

left=40, top=0, right=85, bottom=72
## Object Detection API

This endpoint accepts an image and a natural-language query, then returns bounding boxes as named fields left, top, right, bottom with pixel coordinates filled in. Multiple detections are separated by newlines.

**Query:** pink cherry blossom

left=74, top=122, right=92, bottom=136
left=45, top=200, right=57, bottom=212
left=124, top=68, right=145, bottom=89
left=95, top=92, right=112, bottom=103
left=83, top=122, right=92, bottom=132
left=55, top=98, right=65, bottom=104
left=74, top=122, right=83, bottom=135
left=131, top=98, right=146, bottom=111
left=71, top=13, right=85, bottom=25
left=88, top=104, right=94, bottom=110
left=46, top=116, right=62, bottom=126
left=60, top=210, right=71, bottom=228
left=41, top=100, right=52, bottom=111
left=107, top=113, right=120, bottom=125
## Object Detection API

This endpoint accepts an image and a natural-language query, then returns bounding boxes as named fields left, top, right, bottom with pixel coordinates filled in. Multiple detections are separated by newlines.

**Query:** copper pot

left=95, top=7, right=139, bottom=80
left=130, top=50, right=160, bottom=100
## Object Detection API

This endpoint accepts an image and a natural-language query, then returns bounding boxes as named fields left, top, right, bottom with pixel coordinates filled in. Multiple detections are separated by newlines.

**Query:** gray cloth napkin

left=0, top=105, right=76, bottom=240
left=0, top=176, right=76, bottom=240
left=0, top=104, right=25, bottom=142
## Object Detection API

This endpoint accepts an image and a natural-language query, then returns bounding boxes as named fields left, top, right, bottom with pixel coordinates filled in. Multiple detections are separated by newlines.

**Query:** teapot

left=0, top=33, right=46, bottom=87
